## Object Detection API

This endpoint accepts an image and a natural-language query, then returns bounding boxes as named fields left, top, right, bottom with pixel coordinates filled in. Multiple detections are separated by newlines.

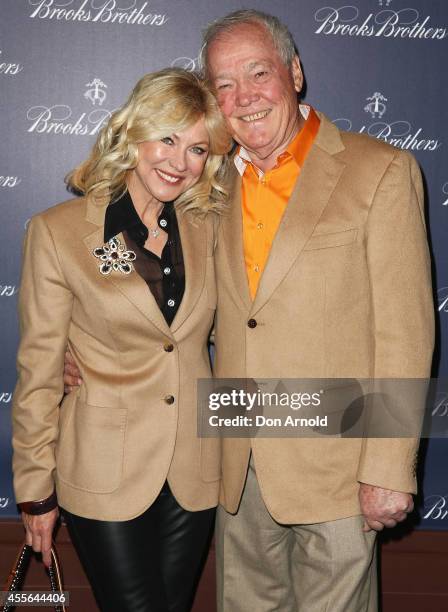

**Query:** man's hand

left=63, top=349, right=82, bottom=393
left=22, top=508, right=59, bottom=568
left=359, top=483, right=414, bottom=532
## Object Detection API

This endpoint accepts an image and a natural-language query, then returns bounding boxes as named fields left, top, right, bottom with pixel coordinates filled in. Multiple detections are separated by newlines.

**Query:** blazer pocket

left=200, top=437, right=221, bottom=482
left=56, top=399, right=127, bottom=494
left=304, top=228, right=358, bottom=251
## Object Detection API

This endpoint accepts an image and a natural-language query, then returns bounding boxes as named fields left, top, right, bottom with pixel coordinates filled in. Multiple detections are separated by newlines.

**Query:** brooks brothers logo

left=29, top=0, right=169, bottom=26
left=423, top=495, right=448, bottom=521
left=171, top=56, right=200, bottom=72
left=333, top=92, right=441, bottom=152
left=0, top=285, right=18, bottom=297
left=0, top=50, right=23, bottom=76
left=432, top=391, right=448, bottom=418
left=438, top=287, right=448, bottom=313
left=364, top=92, right=387, bottom=119
left=0, top=392, right=12, bottom=403
left=0, top=498, right=10, bottom=509
left=27, top=76, right=113, bottom=136
left=0, top=175, right=21, bottom=188
left=314, top=3, right=447, bottom=40
left=84, top=78, right=107, bottom=106
left=442, top=182, right=448, bottom=206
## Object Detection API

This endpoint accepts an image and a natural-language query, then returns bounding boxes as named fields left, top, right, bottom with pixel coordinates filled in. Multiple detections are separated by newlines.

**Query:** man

left=201, top=9, right=433, bottom=612
left=65, top=9, right=434, bottom=611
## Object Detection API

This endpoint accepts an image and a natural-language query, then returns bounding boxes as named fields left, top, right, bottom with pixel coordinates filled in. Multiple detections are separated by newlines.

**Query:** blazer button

left=247, top=318, right=257, bottom=328
left=164, top=343, right=174, bottom=352
left=164, top=395, right=175, bottom=405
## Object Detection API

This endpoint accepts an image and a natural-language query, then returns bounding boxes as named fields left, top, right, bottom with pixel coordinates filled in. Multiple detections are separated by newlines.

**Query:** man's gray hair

left=200, top=9, right=298, bottom=75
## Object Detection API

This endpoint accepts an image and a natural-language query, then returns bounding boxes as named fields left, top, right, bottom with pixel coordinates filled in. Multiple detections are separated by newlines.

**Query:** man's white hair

left=200, top=9, right=298, bottom=76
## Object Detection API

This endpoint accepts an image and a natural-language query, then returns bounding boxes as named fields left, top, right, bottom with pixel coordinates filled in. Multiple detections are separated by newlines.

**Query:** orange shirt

left=240, top=106, right=320, bottom=299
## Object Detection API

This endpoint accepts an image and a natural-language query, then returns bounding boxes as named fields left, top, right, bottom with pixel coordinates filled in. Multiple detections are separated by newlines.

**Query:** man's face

left=206, top=22, right=303, bottom=166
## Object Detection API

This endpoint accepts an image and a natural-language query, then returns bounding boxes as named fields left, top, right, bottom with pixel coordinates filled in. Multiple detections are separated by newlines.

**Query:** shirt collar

left=234, top=104, right=318, bottom=177
left=104, top=191, right=173, bottom=244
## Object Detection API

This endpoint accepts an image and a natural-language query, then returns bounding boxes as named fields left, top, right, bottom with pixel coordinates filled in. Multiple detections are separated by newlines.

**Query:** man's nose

left=235, top=82, right=259, bottom=108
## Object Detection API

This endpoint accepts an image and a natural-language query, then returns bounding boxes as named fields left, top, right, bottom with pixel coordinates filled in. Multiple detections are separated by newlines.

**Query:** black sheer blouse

left=104, top=191, right=185, bottom=326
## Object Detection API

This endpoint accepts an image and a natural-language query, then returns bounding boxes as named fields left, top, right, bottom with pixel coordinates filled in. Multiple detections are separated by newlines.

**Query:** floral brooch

left=93, top=237, right=136, bottom=275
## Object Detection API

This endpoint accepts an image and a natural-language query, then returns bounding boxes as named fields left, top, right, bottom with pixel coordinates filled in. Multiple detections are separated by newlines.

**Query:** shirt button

left=254, top=264, right=259, bottom=273
left=164, top=343, right=174, bottom=352
left=167, top=299, right=175, bottom=307
left=159, top=218, right=168, bottom=228
left=164, top=395, right=175, bottom=405
left=164, top=267, right=171, bottom=275
left=247, top=319, right=257, bottom=328
left=257, top=222, right=263, bottom=230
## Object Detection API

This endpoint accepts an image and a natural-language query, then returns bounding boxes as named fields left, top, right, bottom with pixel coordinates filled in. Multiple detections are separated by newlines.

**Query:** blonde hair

left=67, top=68, right=231, bottom=215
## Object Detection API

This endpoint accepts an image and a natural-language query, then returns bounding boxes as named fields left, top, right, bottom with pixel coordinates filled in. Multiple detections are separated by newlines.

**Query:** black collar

left=104, top=191, right=174, bottom=245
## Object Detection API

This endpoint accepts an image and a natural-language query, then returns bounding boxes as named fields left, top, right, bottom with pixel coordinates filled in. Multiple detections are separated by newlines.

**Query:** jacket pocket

left=56, top=399, right=127, bottom=493
left=304, top=228, right=358, bottom=251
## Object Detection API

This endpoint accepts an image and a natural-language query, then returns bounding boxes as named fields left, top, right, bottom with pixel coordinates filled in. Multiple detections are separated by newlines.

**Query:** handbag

left=1, top=543, right=66, bottom=612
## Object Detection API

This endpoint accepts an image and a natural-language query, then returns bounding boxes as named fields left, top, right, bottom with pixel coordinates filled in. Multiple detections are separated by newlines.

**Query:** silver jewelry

left=93, top=237, right=136, bottom=275
left=148, top=227, right=160, bottom=238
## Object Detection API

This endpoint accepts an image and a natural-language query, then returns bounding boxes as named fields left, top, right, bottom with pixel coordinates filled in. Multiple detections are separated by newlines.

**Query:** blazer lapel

left=83, top=198, right=173, bottom=338
left=170, top=208, right=206, bottom=333
left=251, top=115, right=347, bottom=315
left=220, top=168, right=252, bottom=311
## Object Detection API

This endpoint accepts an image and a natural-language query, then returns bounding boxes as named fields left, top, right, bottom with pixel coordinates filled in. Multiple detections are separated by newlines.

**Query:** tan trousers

left=216, top=459, right=378, bottom=612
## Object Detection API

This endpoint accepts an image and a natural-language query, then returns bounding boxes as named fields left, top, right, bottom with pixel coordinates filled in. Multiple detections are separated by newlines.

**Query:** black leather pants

left=62, top=482, right=215, bottom=612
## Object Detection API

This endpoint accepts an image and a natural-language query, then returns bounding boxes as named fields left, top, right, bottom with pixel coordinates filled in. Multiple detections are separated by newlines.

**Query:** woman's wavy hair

left=66, top=68, right=232, bottom=215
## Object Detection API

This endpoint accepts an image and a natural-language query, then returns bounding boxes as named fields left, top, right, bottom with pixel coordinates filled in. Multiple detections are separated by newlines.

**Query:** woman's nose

left=169, top=148, right=187, bottom=172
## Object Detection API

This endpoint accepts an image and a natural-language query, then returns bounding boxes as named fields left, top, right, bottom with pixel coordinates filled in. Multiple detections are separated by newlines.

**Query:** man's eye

left=161, top=137, right=174, bottom=145
left=217, top=83, right=231, bottom=90
left=255, top=71, right=268, bottom=78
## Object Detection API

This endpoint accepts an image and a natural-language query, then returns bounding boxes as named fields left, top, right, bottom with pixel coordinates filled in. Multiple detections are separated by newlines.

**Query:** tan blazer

left=12, top=196, right=220, bottom=521
left=213, top=113, right=434, bottom=524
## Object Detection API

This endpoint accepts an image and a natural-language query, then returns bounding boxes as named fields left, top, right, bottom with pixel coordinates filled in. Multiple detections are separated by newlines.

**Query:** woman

left=12, top=68, right=231, bottom=612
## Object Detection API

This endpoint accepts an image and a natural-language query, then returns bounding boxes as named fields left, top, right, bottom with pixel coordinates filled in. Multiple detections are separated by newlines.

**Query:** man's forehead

left=212, top=59, right=275, bottom=80
left=207, top=21, right=275, bottom=56
left=207, top=28, right=282, bottom=76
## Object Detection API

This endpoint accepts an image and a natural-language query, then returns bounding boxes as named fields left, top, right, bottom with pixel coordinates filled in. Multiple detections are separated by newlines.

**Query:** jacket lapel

left=220, top=168, right=252, bottom=311
left=251, top=115, right=347, bottom=315
left=170, top=208, right=206, bottom=333
left=83, top=198, right=173, bottom=338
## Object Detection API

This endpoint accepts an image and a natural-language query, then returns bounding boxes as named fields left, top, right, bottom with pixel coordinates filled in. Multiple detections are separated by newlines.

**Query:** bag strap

left=48, top=546, right=66, bottom=612
left=2, top=543, right=66, bottom=612
left=2, top=544, right=31, bottom=597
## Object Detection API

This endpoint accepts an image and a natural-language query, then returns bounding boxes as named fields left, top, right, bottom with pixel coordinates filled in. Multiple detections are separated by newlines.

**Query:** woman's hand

left=22, top=508, right=59, bottom=568
left=64, top=349, right=82, bottom=393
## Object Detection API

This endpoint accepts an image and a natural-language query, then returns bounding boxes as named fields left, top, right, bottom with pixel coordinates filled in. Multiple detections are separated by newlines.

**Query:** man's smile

left=239, top=109, right=271, bottom=122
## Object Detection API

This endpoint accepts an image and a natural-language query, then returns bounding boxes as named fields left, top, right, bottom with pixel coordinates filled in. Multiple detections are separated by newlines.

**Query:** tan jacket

left=12, top=196, right=220, bottom=520
left=213, top=114, right=434, bottom=524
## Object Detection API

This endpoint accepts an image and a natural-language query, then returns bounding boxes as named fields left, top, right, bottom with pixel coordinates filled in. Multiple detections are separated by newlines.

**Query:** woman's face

left=129, top=116, right=210, bottom=205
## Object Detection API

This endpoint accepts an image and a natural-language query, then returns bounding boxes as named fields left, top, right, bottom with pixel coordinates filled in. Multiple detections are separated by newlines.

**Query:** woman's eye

left=161, top=137, right=174, bottom=145
left=255, top=71, right=268, bottom=79
left=191, top=147, right=207, bottom=155
left=217, top=83, right=231, bottom=90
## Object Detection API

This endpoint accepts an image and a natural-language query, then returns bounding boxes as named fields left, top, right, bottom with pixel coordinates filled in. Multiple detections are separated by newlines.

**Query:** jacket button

left=164, top=343, right=174, bottom=352
left=164, top=395, right=175, bottom=405
left=247, top=318, right=257, bottom=328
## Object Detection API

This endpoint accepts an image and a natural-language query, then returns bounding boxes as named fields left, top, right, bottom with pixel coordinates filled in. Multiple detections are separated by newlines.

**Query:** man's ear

left=291, top=56, right=303, bottom=93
